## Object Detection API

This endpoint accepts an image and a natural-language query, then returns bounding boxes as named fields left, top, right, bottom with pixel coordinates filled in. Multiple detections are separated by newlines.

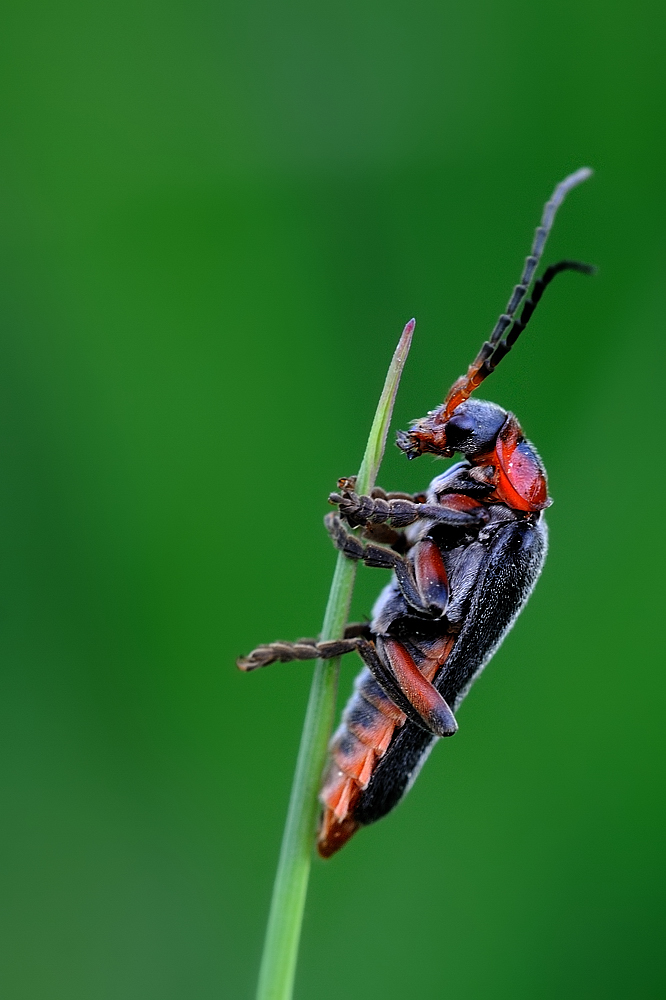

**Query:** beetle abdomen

left=318, top=670, right=408, bottom=857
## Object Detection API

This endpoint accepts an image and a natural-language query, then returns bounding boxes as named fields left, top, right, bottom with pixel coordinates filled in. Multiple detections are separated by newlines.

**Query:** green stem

left=255, top=319, right=415, bottom=1000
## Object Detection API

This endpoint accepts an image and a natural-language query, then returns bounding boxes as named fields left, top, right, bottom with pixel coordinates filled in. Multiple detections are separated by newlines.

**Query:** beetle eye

left=444, top=413, right=475, bottom=448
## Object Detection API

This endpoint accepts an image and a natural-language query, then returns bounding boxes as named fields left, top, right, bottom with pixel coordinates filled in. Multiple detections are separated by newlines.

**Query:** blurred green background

left=0, top=1, right=664, bottom=997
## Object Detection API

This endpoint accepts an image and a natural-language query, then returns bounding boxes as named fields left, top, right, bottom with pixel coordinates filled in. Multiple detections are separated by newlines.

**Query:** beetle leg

left=237, top=622, right=371, bottom=671
left=240, top=631, right=457, bottom=738
left=412, top=538, right=450, bottom=616
left=378, top=638, right=457, bottom=737
left=361, top=521, right=409, bottom=552
left=371, top=486, right=428, bottom=503
left=329, top=488, right=487, bottom=530
left=357, top=637, right=457, bottom=738
left=239, top=631, right=452, bottom=739
left=325, top=513, right=432, bottom=615
left=348, top=639, right=442, bottom=734
left=336, top=478, right=427, bottom=504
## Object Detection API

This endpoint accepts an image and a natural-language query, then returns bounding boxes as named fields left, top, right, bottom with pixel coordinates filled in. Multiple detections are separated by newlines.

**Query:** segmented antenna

left=442, top=167, right=593, bottom=419
left=484, top=260, right=595, bottom=373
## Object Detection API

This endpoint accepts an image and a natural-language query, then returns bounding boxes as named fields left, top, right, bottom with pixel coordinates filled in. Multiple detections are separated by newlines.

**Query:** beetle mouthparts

left=397, top=408, right=452, bottom=460
left=396, top=428, right=422, bottom=459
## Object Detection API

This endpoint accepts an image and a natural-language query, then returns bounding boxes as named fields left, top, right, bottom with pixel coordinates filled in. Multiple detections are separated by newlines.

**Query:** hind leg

left=239, top=628, right=456, bottom=739
left=237, top=622, right=371, bottom=671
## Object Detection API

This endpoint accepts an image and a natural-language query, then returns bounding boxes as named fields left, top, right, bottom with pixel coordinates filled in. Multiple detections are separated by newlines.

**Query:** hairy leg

left=330, top=487, right=487, bottom=530
left=325, top=512, right=435, bottom=615
left=237, top=622, right=371, bottom=672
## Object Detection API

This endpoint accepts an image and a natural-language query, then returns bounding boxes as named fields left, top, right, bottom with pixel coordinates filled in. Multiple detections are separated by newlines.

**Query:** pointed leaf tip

left=396, top=317, right=415, bottom=355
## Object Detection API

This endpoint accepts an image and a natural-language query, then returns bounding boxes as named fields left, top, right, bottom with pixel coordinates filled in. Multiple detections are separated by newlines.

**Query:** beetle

left=238, top=168, right=594, bottom=857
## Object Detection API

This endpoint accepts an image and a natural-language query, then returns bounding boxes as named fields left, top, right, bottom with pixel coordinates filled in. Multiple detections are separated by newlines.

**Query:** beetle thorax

left=468, top=412, right=551, bottom=513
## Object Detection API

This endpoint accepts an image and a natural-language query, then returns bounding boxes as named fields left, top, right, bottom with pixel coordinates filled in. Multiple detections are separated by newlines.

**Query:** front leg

left=329, top=487, right=488, bottom=530
left=336, top=477, right=427, bottom=504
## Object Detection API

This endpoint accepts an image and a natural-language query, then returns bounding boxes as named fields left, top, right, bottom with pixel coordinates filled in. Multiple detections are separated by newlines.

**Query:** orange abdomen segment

left=317, top=634, right=457, bottom=858
left=318, top=671, right=404, bottom=857
left=318, top=805, right=360, bottom=859
left=330, top=729, right=377, bottom=788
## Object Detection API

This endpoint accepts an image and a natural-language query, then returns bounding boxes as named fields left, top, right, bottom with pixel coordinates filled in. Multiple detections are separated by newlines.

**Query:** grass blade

left=255, top=318, right=415, bottom=1000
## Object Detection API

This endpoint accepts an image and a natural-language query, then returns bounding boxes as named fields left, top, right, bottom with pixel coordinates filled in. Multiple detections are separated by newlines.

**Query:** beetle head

left=397, top=398, right=506, bottom=460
